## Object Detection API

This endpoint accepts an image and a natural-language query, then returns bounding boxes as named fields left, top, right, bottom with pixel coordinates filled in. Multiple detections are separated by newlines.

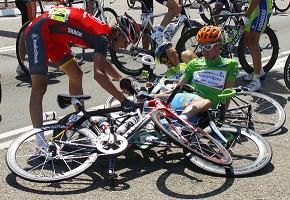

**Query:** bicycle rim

left=186, top=127, right=272, bottom=176
left=284, top=54, right=290, bottom=90
left=151, top=110, right=232, bottom=166
left=95, top=7, right=117, bottom=27
left=225, top=91, right=285, bottom=135
left=6, top=127, right=98, bottom=183
left=16, top=22, right=30, bottom=76
left=110, top=32, right=155, bottom=76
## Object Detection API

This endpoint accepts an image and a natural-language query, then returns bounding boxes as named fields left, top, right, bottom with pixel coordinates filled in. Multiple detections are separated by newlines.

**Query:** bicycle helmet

left=196, top=26, right=221, bottom=44
left=155, top=42, right=173, bottom=64
left=117, top=13, right=141, bottom=45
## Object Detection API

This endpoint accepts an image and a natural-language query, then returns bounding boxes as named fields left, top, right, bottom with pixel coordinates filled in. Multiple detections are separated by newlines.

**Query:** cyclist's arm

left=154, top=77, right=188, bottom=99
left=93, top=52, right=126, bottom=102
left=245, top=0, right=261, bottom=17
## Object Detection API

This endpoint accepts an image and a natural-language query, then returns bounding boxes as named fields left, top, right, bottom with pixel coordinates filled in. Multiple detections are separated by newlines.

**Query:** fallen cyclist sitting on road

left=146, top=42, right=197, bottom=93
left=147, top=25, right=239, bottom=121
left=23, top=6, right=140, bottom=149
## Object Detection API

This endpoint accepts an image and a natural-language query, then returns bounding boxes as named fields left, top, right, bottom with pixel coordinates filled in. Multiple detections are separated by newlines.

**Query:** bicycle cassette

left=95, top=134, right=128, bottom=155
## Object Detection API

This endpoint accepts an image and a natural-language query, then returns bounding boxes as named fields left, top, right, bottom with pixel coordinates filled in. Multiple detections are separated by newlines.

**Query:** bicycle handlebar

left=218, top=88, right=237, bottom=104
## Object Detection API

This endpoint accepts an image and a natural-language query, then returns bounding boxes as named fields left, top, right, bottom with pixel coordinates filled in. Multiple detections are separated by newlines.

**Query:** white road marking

left=0, top=105, right=106, bottom=150
left=0, top=46, right=15, bottom=53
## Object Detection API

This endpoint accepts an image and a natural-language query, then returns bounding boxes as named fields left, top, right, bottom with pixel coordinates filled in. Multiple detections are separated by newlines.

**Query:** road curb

left=0, top=7, right=19, bottom=16
left=0, top=5, right=53, bottom=17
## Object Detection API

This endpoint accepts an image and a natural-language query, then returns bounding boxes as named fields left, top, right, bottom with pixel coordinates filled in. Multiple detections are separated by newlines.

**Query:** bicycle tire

left=284, top=54, right=290, bottom=90
left=6, top=126, right=98, bottom=183
left=238, top=26, right=279, bottom=74
left=95, top=7, right=118, bottom=27
left=199, top=1, right=230, bottom=25
left=225, top=91, right=286, bottom=135
left=151, top=110, right=232, bottom=166
left=185, top=127, right=272, bottom=176
left=16, top=21, right=30, bottom=76
left=274, top=0, right=290, bottom=12
left=176, top=26, right=201, bottom=58
left=110, top=31, right=155, bottom=76
left=127, top=0, right=135, bottom=8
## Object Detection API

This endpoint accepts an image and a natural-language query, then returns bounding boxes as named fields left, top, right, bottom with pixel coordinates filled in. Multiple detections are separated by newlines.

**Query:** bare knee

left=199, top=99, right=211, bottom=113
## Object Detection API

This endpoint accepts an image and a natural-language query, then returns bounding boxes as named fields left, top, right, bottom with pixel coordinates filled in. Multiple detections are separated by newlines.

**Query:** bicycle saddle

left=57, top=94, right=91, bottom=109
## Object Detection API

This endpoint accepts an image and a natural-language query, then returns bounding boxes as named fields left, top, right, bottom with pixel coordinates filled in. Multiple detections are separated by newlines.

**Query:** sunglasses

left=200, top=42, right=218, bottom=51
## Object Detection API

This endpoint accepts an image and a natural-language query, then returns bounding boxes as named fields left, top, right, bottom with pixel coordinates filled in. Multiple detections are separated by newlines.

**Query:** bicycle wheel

left=151, top=110, right=232, bottom=166
left=176, top=26, right=201, bottom=59
left=186, top=127, right=272, bottom=176
left=274, top=0, right=290, bottom=12
left=199, top=1, right=230, bottom=25
left=110, top=32, right=155, bottom=76
left=127, top=0, right=135, bottom=8
left=95, top=7, right=118, bottom=27
left=238, top=26, right=279, bottom=74
left=225, top=91, right=285, bottom=135
left=284, top=54, right=290, bottom=90
left=16, top=21, right=30, bottom=76
left=6, top=126, right=98, bottom=183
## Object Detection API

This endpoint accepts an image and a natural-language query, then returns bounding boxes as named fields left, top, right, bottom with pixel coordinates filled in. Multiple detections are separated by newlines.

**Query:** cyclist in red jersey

left=24, top=7, right=140, bottom=139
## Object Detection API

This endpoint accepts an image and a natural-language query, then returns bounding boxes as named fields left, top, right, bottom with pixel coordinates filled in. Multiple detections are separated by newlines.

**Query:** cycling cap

left=117, top=13, right=141, bottom=44
left=155, top=42, right=173, bottom=64
left=196, top=26, right=221, bottom=43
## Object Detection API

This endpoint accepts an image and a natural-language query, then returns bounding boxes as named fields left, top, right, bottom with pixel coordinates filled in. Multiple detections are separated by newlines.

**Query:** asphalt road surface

left=0, top=1, right=290, bottom=199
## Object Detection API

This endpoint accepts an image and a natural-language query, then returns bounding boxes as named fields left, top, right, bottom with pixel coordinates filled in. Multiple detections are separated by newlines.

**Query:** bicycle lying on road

left=7, top=80, right=241, bottom=182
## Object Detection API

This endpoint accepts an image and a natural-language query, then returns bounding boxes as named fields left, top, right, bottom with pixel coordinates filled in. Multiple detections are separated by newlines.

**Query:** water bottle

left=43, top=111, right=57, bottom=121
left=116, top=116, right=138, bottom=135
left=163, top=22, right=176, bottom=41
left=98, top=119, right=111, bottom=135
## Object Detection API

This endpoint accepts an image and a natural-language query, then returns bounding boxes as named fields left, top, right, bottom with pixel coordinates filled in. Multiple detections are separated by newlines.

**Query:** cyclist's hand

left=121, top=99, right=136, bottom=112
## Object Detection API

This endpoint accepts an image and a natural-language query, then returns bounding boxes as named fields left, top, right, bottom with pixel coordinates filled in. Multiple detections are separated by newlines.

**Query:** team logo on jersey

left=31, top=33, right=39, bottom=40
left=68, top=27, right=83, bottom=37
left=31, top=33, right=39, bottom=64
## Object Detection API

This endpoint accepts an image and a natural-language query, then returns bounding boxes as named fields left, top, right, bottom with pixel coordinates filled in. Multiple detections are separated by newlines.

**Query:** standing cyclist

left=24, top=6, right=140, bottom=147
left=241, top=0, right=272, bottom=91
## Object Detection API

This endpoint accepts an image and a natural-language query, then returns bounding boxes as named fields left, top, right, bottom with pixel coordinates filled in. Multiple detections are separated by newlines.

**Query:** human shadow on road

left=15, top=68, right=66, bottom=86
left=0, top=30, right=18, bottom=39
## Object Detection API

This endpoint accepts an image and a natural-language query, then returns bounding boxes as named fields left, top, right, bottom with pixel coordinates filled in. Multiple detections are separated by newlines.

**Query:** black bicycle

left=110, top=2, right=202, bottom=76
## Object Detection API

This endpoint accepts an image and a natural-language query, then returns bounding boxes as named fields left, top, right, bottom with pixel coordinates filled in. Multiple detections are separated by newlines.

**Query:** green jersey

left=165, top=63, right=187, bottom=79
left=182, top=56, right=239, bottom=108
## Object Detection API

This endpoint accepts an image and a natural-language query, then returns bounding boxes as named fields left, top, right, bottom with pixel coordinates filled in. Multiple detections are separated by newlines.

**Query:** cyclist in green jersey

left=241, top=0, right=272, bottom=91
left=154, top=26, right=239, bottom=120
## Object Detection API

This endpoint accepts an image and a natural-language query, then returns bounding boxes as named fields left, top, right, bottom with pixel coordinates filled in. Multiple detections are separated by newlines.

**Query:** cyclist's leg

left=25, top=16, right=50, bottom=129
left=49, top=44, right=84, bottom=97
left=157, top=0, right=181, bottom=28
left=243, top=0, right=272, bottom=92
left=170, top=93, right=211, bottom=118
